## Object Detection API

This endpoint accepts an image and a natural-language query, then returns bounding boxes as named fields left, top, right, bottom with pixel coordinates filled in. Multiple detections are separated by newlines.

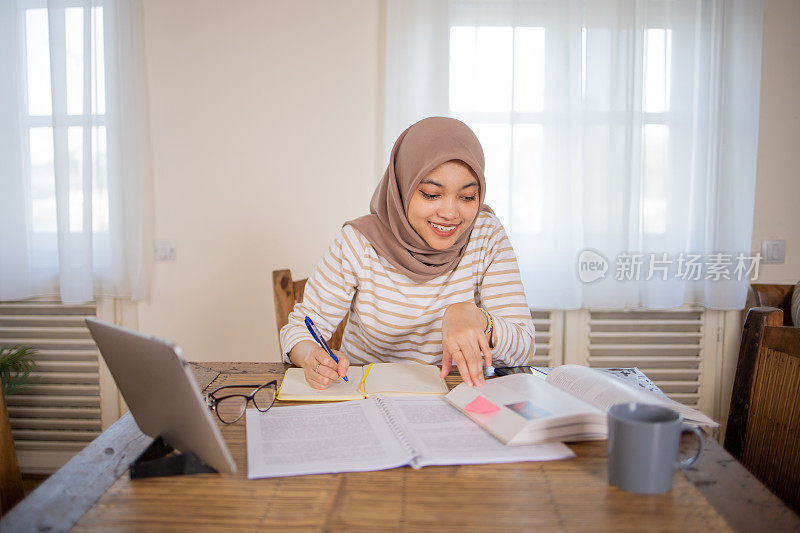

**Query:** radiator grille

left=0, top=300, right=102, bottom=472
left=586, top=309, right=705, bottom=407
left=531, top=310, right=556, bottom=367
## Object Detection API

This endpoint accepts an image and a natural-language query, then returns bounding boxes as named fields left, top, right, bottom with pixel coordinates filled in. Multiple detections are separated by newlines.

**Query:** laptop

left=86, top=318, right=237, bottom=474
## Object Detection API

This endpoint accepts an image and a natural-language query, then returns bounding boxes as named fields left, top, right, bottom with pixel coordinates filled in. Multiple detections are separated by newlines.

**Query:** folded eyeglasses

left=205, top=380, right=277, bottom=424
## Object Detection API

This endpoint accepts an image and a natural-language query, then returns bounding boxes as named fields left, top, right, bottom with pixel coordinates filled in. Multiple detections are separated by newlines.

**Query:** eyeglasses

left=205, top=380, right=277, bottom=424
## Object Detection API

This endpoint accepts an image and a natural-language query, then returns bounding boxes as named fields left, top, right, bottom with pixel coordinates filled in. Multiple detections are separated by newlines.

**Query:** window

left=385, top=0, right=762, bottom=309
left=448, top=24, right=672, bottom=238
left=3, top=0, right=148, bottom=304
left=22, top=4, right=110, bottom=276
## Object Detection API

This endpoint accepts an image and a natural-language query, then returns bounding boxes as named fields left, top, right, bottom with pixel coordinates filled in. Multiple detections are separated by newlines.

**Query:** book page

left=245, top=399, right=412, bottom=479
left=445, top=375, right=605, bottom=444
left=364, top=363, right=449, bottom=396
left=276, top=366, right=365, bottom=401
left=381, top=396, right=574, bottom=467
left=545, top=365, right=717, bottom=426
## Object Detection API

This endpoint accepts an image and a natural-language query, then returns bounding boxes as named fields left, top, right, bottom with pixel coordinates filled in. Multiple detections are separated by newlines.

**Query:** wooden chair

left=0, top=385, right=24, bottom=515
left=745, top=284, right=796, bottom=326
left=725, top=306, right=800, bottom=511
left=272, top=269, right=347, bottom=353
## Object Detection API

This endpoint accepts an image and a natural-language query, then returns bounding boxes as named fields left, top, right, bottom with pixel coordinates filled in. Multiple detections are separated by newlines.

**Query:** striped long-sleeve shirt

left=280, top=211, right=535, bottom=366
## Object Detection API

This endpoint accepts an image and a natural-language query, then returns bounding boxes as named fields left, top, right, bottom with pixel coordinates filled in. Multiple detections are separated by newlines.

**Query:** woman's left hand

left=440, top=302, right=492, bottom=386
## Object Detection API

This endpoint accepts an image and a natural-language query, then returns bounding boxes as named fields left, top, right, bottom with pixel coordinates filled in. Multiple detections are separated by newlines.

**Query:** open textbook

left=277, top=362, right=448, bottom=401
left=245, top=396, right=574, bottom=479
left=445, top=364, right=718, bottom=446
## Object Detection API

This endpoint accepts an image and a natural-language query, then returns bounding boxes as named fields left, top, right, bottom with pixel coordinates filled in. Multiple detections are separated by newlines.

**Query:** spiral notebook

left=245, top=396, right=574, bottom=479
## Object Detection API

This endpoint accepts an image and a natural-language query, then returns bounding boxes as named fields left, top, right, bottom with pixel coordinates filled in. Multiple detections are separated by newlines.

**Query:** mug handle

left=675, top=424, right=705, bottom=470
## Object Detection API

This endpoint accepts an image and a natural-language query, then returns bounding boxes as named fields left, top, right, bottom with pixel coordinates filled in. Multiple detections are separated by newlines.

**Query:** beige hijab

left=346, top=117, right=490, bottom=283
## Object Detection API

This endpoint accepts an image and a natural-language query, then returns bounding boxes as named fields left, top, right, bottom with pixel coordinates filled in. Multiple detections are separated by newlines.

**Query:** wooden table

left=2, top=362, right=799, bottom=532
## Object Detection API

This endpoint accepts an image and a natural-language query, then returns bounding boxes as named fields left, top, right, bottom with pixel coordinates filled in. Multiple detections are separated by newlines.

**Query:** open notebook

left=277, top=362, right=449, bottom=401
left=246, top=396, right=574, bottom=479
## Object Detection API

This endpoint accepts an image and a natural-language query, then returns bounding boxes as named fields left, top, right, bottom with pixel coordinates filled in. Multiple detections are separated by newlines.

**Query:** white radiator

left=563, top=308, right=723, bottom=416
left=0, top=300, right=104, bottom=474
left=530, top=310, right=563, bottom=367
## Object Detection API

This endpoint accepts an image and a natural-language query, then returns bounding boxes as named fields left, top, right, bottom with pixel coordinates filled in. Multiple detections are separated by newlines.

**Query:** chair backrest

left=0, top=386, right=24, bottom=515
left=272, top=269, right=347, bottom=352
left=745, top=284, right=795, bottom=326
left=725, top=306, right=800, bottom=511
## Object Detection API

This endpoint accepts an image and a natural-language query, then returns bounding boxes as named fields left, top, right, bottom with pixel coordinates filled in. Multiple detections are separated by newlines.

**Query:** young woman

left=280, top=117, right=534, bottom=389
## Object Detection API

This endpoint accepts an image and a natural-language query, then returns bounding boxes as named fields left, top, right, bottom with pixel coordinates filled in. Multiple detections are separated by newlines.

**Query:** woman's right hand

left=300, top=345, right=350, bottom=390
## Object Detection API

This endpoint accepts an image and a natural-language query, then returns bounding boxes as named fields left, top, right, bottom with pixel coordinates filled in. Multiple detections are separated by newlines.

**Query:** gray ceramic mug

left=607, top=403, right=704, bottom=494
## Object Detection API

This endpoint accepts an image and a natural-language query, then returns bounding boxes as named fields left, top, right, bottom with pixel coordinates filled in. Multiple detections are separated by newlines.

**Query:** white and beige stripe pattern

left=280, top=211, right=535, bottom=366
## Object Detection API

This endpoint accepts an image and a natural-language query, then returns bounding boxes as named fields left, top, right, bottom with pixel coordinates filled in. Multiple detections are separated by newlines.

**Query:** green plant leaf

left=1, top=345, right=37, bottom=396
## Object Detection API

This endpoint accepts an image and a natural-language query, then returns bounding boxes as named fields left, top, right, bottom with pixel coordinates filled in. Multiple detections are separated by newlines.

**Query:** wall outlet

left=154, top=240, right=176, bottom=262
left=760, top=240, right=785, bottom=264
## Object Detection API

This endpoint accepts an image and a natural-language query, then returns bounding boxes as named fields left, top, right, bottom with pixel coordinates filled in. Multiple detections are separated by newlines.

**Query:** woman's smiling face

left=406, top=160, right=480, bottom=250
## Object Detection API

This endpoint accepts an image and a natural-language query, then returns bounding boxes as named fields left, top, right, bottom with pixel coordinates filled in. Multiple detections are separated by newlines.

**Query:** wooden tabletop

left=3, top=362, right=799, bottom=532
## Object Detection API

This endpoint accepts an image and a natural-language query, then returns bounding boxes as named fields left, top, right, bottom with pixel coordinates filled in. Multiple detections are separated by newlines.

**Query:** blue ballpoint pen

left=304, top=316, right=348, bottom=382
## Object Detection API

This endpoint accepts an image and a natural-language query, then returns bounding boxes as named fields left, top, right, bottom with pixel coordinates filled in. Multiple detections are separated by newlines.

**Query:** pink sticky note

left=465, top=395, right=500, bottom=414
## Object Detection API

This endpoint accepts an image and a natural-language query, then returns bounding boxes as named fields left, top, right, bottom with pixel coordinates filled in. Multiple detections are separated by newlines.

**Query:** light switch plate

left=154, top=240, right=176, bottom=262
left=761, top=240, right=785, bottom=264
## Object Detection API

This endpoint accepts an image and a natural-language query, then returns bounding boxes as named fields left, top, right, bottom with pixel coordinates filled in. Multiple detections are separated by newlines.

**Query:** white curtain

left=0, top=0, right=151, bottom=304
left=385, top=0, right=763, bottom=310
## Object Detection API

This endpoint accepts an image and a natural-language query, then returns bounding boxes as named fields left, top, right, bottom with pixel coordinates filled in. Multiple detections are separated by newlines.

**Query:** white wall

left=137, top=0, right=384, bottom=361
left=750, top=0, right=800, bottom=285
left=136, top=0, right=798, bottom=364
